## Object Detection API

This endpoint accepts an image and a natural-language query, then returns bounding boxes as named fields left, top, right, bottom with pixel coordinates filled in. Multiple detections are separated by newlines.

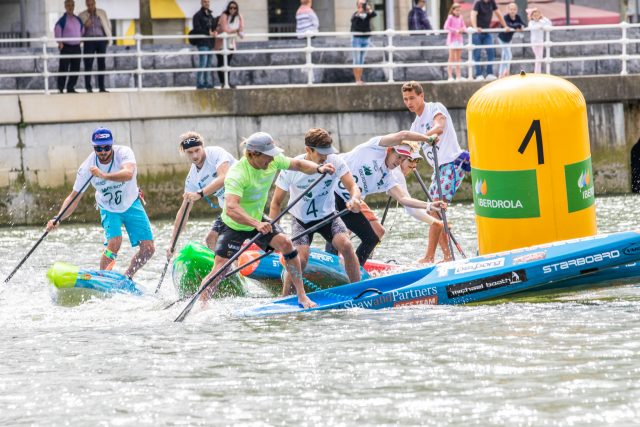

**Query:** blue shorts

left=100, top=199, right=154, bottom=247
left=429, top=162, right=466, bottom=203
left=352, top=36, right=370, bottom=65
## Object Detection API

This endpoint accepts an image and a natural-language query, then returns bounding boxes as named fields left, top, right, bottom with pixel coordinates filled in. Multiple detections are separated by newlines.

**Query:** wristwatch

left=197, top=190, right=205, bottom=199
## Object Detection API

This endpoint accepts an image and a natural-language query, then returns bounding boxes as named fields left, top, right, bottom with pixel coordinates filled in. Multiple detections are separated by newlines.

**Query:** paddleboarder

left=269, top=128, right=363, bottom=295
left=402, top=80, right=470, bottom=263
left=165, top=132, right=237, bottom=260
left=327, top=130, right=446, bottom=266
left=46, top=127, right=155, bottom=279
left=390, top=145, right=445, bottom=263
left=199, top=132, right=335, bottom=308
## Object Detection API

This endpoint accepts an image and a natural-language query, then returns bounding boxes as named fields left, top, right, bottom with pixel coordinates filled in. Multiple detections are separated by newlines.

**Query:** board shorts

left=100, top=198, right=153, bottom=247
left=215, top=220, right=283, bottom=259
left=291, top=214, right=348, bottom=247
left=211, top=216, right=225, bottom=233
left=429, top=152, right=470, bottom=202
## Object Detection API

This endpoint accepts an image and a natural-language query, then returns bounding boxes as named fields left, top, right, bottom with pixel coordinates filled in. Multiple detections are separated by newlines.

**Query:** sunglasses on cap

left=94, top=145, right=112, bottom=153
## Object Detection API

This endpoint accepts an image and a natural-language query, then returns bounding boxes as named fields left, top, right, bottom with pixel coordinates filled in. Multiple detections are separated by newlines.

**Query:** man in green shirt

left=200, top=132, right=335, bottom=308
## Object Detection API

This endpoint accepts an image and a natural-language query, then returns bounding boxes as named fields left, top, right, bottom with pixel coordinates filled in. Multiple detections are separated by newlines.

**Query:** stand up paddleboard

left=47, top=262, right=142, bottom=305
left=238, top=231, right=640, bottom=317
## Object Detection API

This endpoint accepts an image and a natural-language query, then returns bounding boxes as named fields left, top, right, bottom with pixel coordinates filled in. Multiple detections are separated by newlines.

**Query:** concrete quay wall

left=1, top=75, right=639, bottom=225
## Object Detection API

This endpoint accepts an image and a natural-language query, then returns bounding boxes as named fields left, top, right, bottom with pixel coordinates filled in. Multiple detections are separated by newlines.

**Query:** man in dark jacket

left=408, top=0, right=432, bottom=31
left=192, top=0, right=218, bottom=89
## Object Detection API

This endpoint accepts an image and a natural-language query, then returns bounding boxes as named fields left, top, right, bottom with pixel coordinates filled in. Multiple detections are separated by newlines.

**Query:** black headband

left=181, top=137, right=203, bottom=150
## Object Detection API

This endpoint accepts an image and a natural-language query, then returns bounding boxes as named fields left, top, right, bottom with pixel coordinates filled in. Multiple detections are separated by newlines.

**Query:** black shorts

left=211, top=216, right=225, bottom=233
left=291, top=214, right=348, bottom=247
left=214, top=221, right=283, bottom=259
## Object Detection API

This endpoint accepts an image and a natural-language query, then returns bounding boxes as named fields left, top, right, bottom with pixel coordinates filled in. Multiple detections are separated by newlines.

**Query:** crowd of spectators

left=49, top=0, right=555, bottom=91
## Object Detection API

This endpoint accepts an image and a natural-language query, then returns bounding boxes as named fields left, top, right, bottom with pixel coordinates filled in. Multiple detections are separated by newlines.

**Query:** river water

left=1, top=196, right=639, bottom=426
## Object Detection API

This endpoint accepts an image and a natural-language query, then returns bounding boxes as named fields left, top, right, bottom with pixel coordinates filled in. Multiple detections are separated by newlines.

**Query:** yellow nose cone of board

left=467, top=73, right=596, bottom=255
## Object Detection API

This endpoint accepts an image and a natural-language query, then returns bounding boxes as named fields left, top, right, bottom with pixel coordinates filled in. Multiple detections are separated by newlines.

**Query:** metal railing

left=0, top=22, right=638, bottom=94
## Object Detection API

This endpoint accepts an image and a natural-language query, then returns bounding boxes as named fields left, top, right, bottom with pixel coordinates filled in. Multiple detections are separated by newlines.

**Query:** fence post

left=621, top=21, right=628, bottom=76
left=466, top=31, right=474, bottom=79
left=386, top=28, right=395, bottom=83
left=135, top=33, right=143, bottom=90
left=42, top=36, right=49, bottom=94
left=305, top=32, right=313, bottom=85
left=221, top=34, right=229, bottom=89
left=544, top=27, right=551, bottom=74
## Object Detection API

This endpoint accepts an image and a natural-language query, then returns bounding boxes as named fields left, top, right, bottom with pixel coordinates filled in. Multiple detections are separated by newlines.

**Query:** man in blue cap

left=47, top=127, right=155, bottom=278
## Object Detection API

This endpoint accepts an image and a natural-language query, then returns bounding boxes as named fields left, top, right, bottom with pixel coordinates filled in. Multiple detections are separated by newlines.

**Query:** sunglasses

left=94, top=145, right=112, bottom=153
left=408, top=158, right=421, bottom=164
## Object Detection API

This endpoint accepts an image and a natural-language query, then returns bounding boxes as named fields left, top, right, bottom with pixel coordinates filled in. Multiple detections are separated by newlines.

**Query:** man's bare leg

left=282, top=245, right=309, bottom=296
left=124, top=239, right=155, bottom=278
left=332, top=233, right=361, bottom=283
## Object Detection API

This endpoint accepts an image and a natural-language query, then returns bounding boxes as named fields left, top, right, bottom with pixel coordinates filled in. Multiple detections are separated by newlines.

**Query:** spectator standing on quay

left=444, top=3, right=466, bottom=81
left=54, top=0, right=83, bottom=93
left=351, top=1, right=377, bottom=85
left=528, top=8, right=551, bottom=74
left=470, top=0, right=510, bottom=80
left=296, top=0, right=319, bottom=38
left=408, top=0, right=432, bottom=31
left=497, top=2, right=524, bottom=78
left=79, top=0, right=111, bottom=93
left=192, top=0, right=218, bottom=89
left=215, top=1, right=244, bottom=89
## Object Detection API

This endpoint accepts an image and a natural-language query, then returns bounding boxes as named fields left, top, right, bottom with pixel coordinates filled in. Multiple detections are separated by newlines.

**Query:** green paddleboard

left=172, top=241, right=248, bottom=298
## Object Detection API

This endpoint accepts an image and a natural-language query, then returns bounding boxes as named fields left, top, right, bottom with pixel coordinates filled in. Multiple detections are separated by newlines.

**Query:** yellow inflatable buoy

left=467, top=73, right=596, bottom=255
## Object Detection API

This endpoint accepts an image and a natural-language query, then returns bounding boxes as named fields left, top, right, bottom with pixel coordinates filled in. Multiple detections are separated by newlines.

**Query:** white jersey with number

left=410, top=101, right=462, bottom=168
left=184, top=146, right=236, bottom=209
left=276, top=153, right=349, bottom=223
left=73, top=145, right=139, bottom=213
left=337, top=136, right=400, bottom=201
left=389, top=168, right=435, bottom=224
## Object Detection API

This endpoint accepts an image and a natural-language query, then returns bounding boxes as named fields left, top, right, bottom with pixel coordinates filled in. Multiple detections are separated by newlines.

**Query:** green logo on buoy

left=565, top=157, right=595, bottom=213
left=472, top=168, right=540, bottom=219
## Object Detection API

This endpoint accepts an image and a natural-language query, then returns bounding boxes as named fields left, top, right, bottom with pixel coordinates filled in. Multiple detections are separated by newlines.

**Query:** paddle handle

left=380, top=197, right=393, bottom=226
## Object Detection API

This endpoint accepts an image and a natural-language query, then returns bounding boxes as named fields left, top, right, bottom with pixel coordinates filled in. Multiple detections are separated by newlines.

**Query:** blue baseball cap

left=91, top=127, right=114, bottom=145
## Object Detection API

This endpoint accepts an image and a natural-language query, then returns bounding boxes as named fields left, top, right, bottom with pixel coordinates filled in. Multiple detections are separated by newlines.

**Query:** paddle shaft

left=412, top=169, right=466, bottom=258
left=155, top=201, right=191, bottom=294
left=428, top=144, right=457, bottom=260
left=4, top=176, right=93, bottom=284
left=174, top=172, right=328, bottom=322
left=380, top=197, right=393, bottom=226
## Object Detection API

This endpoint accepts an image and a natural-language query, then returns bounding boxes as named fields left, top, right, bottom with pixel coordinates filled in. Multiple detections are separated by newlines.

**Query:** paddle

left=154, top=201, right=191, bottom=294
left=173, top=172, right=328, bottom=322
left=412, top=169, right=467, bottom=258
left=4, top=177, right=93, bottom=284
left=380, top=196, right=393, bottom=226
left=163, top=207, right=349, bottom=310
left=427, top=143, right=457, bottom=260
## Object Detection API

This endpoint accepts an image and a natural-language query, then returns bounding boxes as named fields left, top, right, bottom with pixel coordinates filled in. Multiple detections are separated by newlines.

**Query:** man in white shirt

left=46, top=127, right=155, bottom=278
left=166, top=131, right=237, bottom=261
left=402, top=81, right=470, bottom=263
left=330, top=130, right=446, bottom=265
left=269, top=128, right=363, bottom=294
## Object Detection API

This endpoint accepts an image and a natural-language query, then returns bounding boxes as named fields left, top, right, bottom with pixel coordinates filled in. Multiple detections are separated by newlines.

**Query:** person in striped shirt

left=296, top=0, right=319, bottom=38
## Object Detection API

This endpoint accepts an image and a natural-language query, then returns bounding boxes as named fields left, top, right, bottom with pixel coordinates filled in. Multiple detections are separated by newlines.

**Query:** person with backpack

left=192, top=0, right=218, bottom=89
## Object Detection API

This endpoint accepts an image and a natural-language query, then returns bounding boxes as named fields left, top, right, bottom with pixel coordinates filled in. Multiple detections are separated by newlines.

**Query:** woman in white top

left=528, top=8, right=551, bottom=74
left=296, top=0, right=319, bottom=38
left=215, top=1, right=244, bottom=88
